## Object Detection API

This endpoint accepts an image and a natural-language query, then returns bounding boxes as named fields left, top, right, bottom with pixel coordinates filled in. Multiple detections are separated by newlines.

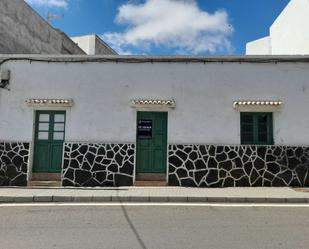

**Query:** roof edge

left=1, top=55, right=309, bottom=64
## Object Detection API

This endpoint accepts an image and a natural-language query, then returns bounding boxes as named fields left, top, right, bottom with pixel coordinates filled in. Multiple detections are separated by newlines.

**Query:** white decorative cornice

left=131, top=99, right=176, bottom=109
left=233, top=100, right=282, bottom=112
left=25, top=98, right=73, bottom=107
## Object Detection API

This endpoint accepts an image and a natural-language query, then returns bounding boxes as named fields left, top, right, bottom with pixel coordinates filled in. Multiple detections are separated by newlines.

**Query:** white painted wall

left=246, top=37, right=271, bottom=55
left=71, top=35, right=93, bottom=55
left=246, top=0, right=309, bottom=55
left=1, top=58, right=309, bottom=146
left=71, top=35, right=117, bottom=55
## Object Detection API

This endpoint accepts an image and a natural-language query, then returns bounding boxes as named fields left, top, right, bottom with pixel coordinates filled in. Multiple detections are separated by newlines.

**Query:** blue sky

left=25, top=0, right=290, bottom=55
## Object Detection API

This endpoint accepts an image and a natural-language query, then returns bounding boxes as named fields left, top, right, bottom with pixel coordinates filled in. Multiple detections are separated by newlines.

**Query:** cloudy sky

left=25, top=0, right=290, bottom=55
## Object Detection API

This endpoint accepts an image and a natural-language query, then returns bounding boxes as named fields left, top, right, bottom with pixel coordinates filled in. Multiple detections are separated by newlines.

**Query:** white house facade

left=1, top=55, right=309, bottom=187
left=246, top=0, right=309, bottom=55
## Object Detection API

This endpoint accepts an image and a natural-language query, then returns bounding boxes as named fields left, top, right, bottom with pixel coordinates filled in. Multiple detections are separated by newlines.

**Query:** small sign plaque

left=137, top=120, right=152, bottom=139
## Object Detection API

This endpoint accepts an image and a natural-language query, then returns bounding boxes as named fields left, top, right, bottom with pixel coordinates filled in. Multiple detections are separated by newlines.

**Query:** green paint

left=33, top=111, right=66, bottom=173
left=240, top=112, right=273, bottom=145
left=136, top=112, right=168, bottom=173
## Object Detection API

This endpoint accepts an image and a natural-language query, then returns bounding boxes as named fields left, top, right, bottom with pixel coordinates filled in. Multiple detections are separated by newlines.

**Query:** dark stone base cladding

left=63, top=143, right=135, bottom=187
left=168, top=145, right=309, bottom=187
left=0, top=142, right=29, bottom=186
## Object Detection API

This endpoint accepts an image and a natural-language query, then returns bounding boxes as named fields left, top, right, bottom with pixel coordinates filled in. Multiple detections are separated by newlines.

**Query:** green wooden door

left=33, top=111, right=66, bottom=173
left=136, top=112, right=168, bottom=173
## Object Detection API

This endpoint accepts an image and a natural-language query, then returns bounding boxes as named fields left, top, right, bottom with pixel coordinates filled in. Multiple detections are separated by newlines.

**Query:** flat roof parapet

left=1, top=55, right=309, bottom=65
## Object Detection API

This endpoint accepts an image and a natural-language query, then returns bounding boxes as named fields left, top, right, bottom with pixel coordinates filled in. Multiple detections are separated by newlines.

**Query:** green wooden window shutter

left=240, top=112, right=273, bottom=145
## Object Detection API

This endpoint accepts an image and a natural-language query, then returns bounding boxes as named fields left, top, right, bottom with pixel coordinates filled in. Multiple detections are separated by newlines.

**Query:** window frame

left=240, top=112, right=274, bottom=145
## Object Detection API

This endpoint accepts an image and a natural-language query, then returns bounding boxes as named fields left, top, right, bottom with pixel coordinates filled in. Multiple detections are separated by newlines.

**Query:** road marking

left=0, top=203, right=309, bottom=207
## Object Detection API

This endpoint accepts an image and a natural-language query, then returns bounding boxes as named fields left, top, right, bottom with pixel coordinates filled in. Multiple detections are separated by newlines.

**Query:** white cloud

left=25, top=0, right=69, bottom=8
left=102, top=0, right=234, bottom=55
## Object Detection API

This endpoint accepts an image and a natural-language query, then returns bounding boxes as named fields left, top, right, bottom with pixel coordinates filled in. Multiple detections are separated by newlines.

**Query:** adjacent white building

left=246, top=0, right=309, bottom=55
left=71, top=35, right=117, bottom=55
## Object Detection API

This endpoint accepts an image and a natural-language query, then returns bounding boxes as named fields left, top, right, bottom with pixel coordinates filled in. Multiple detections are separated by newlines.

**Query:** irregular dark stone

left=252, top=177, right=263, bottom=186
left=180, top=178, right=197, bottom=187
left=84, top=178, right=100, bottom=187
left=85, top=153, right=95, bottom=166
left=115, top=153, right=124, bottom=165
left=195, top=159, right=206, bottom=170
left=75, top=169, right=92, bottom=185
left=95, top=171, right=107, bottom=183
left=217, top=152, right=227, bottom=162
left=206, top=170, right=218, bottom=183
left=216, top=146, right=224, bottom=154
left=288, top=157, right=301, bottom=169
left=296, top=166, right=308, bottom=185
left=169, top=155, right=183, bottom=167
left=168, top=174, right=180, bottom=186
left=63, top=168, right=74, bottom=179
left=253, top=158, right=265, bottom=170
left=277, top=170, right=293, bottom=184
left=176, top=150, right=188, bottom=161
left=219, top=161, right=232, bottom=171
left=6, top=165, right=19, bottom=179
left=185, top=160, right=195, bottom=170
left=98, top=147, right=106, bottom=155
left=208, top=157, right=217, bottom=169
left=176, top=168, right=188, bottom=178
left=234, top=157, right=243, bottom=168
left=223, top=177, right=234, bottom=187
left=78, top=145, right=88, bottom=155
left=230, top=169, right=244, bottom=180
left=92, top=163, right=106, bottom=172
left=235, top=176, right=250, bottom=187
left=257, top=146, right=267, bottom=159
left=189, top=151, right=199, bottom=161
left=120, top=161, right=134, bottom=175
left=219, top=170, right=227, bottom=178
left=108, top=164, right=118, bottom=173
left=62, top=179, right=75, bottom=187
left=263, top=171, right=275, bottom=182
left=102, top=159, right=112, bottom=165
left=69, top=159, right=80, bottom=169
left=208, top=146, right=215, bottom=156
left=228, top=151, right=238, bottom=159
left=273, top=147, right=282, bottom=157
left=81, top=161, right=91, bottom=171
left=267, top=163, right=281, bottom=175
left=194, top=170, right=207, bottom=184
left=12, top=156, right=23, bottom=167
left=115, top=174, right=133, bottom=187
left=106, top=150, right=115, bottom=158
left=244, top=162, right=253, bottom=176
left=266, top=154, right=276, bottom=162
left=272, top=177, right=286, bottom=187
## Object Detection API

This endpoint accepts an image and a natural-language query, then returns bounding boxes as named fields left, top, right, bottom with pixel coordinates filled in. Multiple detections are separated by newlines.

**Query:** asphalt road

left=0, top=204, right=308, bottom=249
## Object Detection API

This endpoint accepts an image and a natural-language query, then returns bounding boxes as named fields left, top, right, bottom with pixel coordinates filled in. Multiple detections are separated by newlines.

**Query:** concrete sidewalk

left=0, top=187, right=309, bottom=203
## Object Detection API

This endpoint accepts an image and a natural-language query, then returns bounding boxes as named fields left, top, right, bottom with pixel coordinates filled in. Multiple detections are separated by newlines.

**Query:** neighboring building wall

left=0, top=0, right=85, bottom=54
left=71, top=35, right=117, bottom=55
left=246, top=0, right=309, bottom=55
left=1, top=56, right=309, bottom=186
left=246, top=37, right=271, bottom=55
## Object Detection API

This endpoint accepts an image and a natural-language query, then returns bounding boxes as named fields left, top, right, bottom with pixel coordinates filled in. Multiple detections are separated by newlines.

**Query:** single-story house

left=1, top=55, right=309, bottom=187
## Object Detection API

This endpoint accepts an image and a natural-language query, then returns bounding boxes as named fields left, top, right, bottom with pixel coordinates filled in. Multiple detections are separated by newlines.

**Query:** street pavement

left=0, top=186, right=309, bottom=203
left=0, top=203, right=308, bottom=249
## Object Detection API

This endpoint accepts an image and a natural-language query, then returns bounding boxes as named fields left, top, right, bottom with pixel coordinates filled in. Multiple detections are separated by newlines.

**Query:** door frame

left=32, top=110, right=66, bottom=173
left=135, top=111, right=169, bottom=179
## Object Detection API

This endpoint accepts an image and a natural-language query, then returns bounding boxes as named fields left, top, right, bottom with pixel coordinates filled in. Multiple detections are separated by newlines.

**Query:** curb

left=0, top=196, right=308, bottom=204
